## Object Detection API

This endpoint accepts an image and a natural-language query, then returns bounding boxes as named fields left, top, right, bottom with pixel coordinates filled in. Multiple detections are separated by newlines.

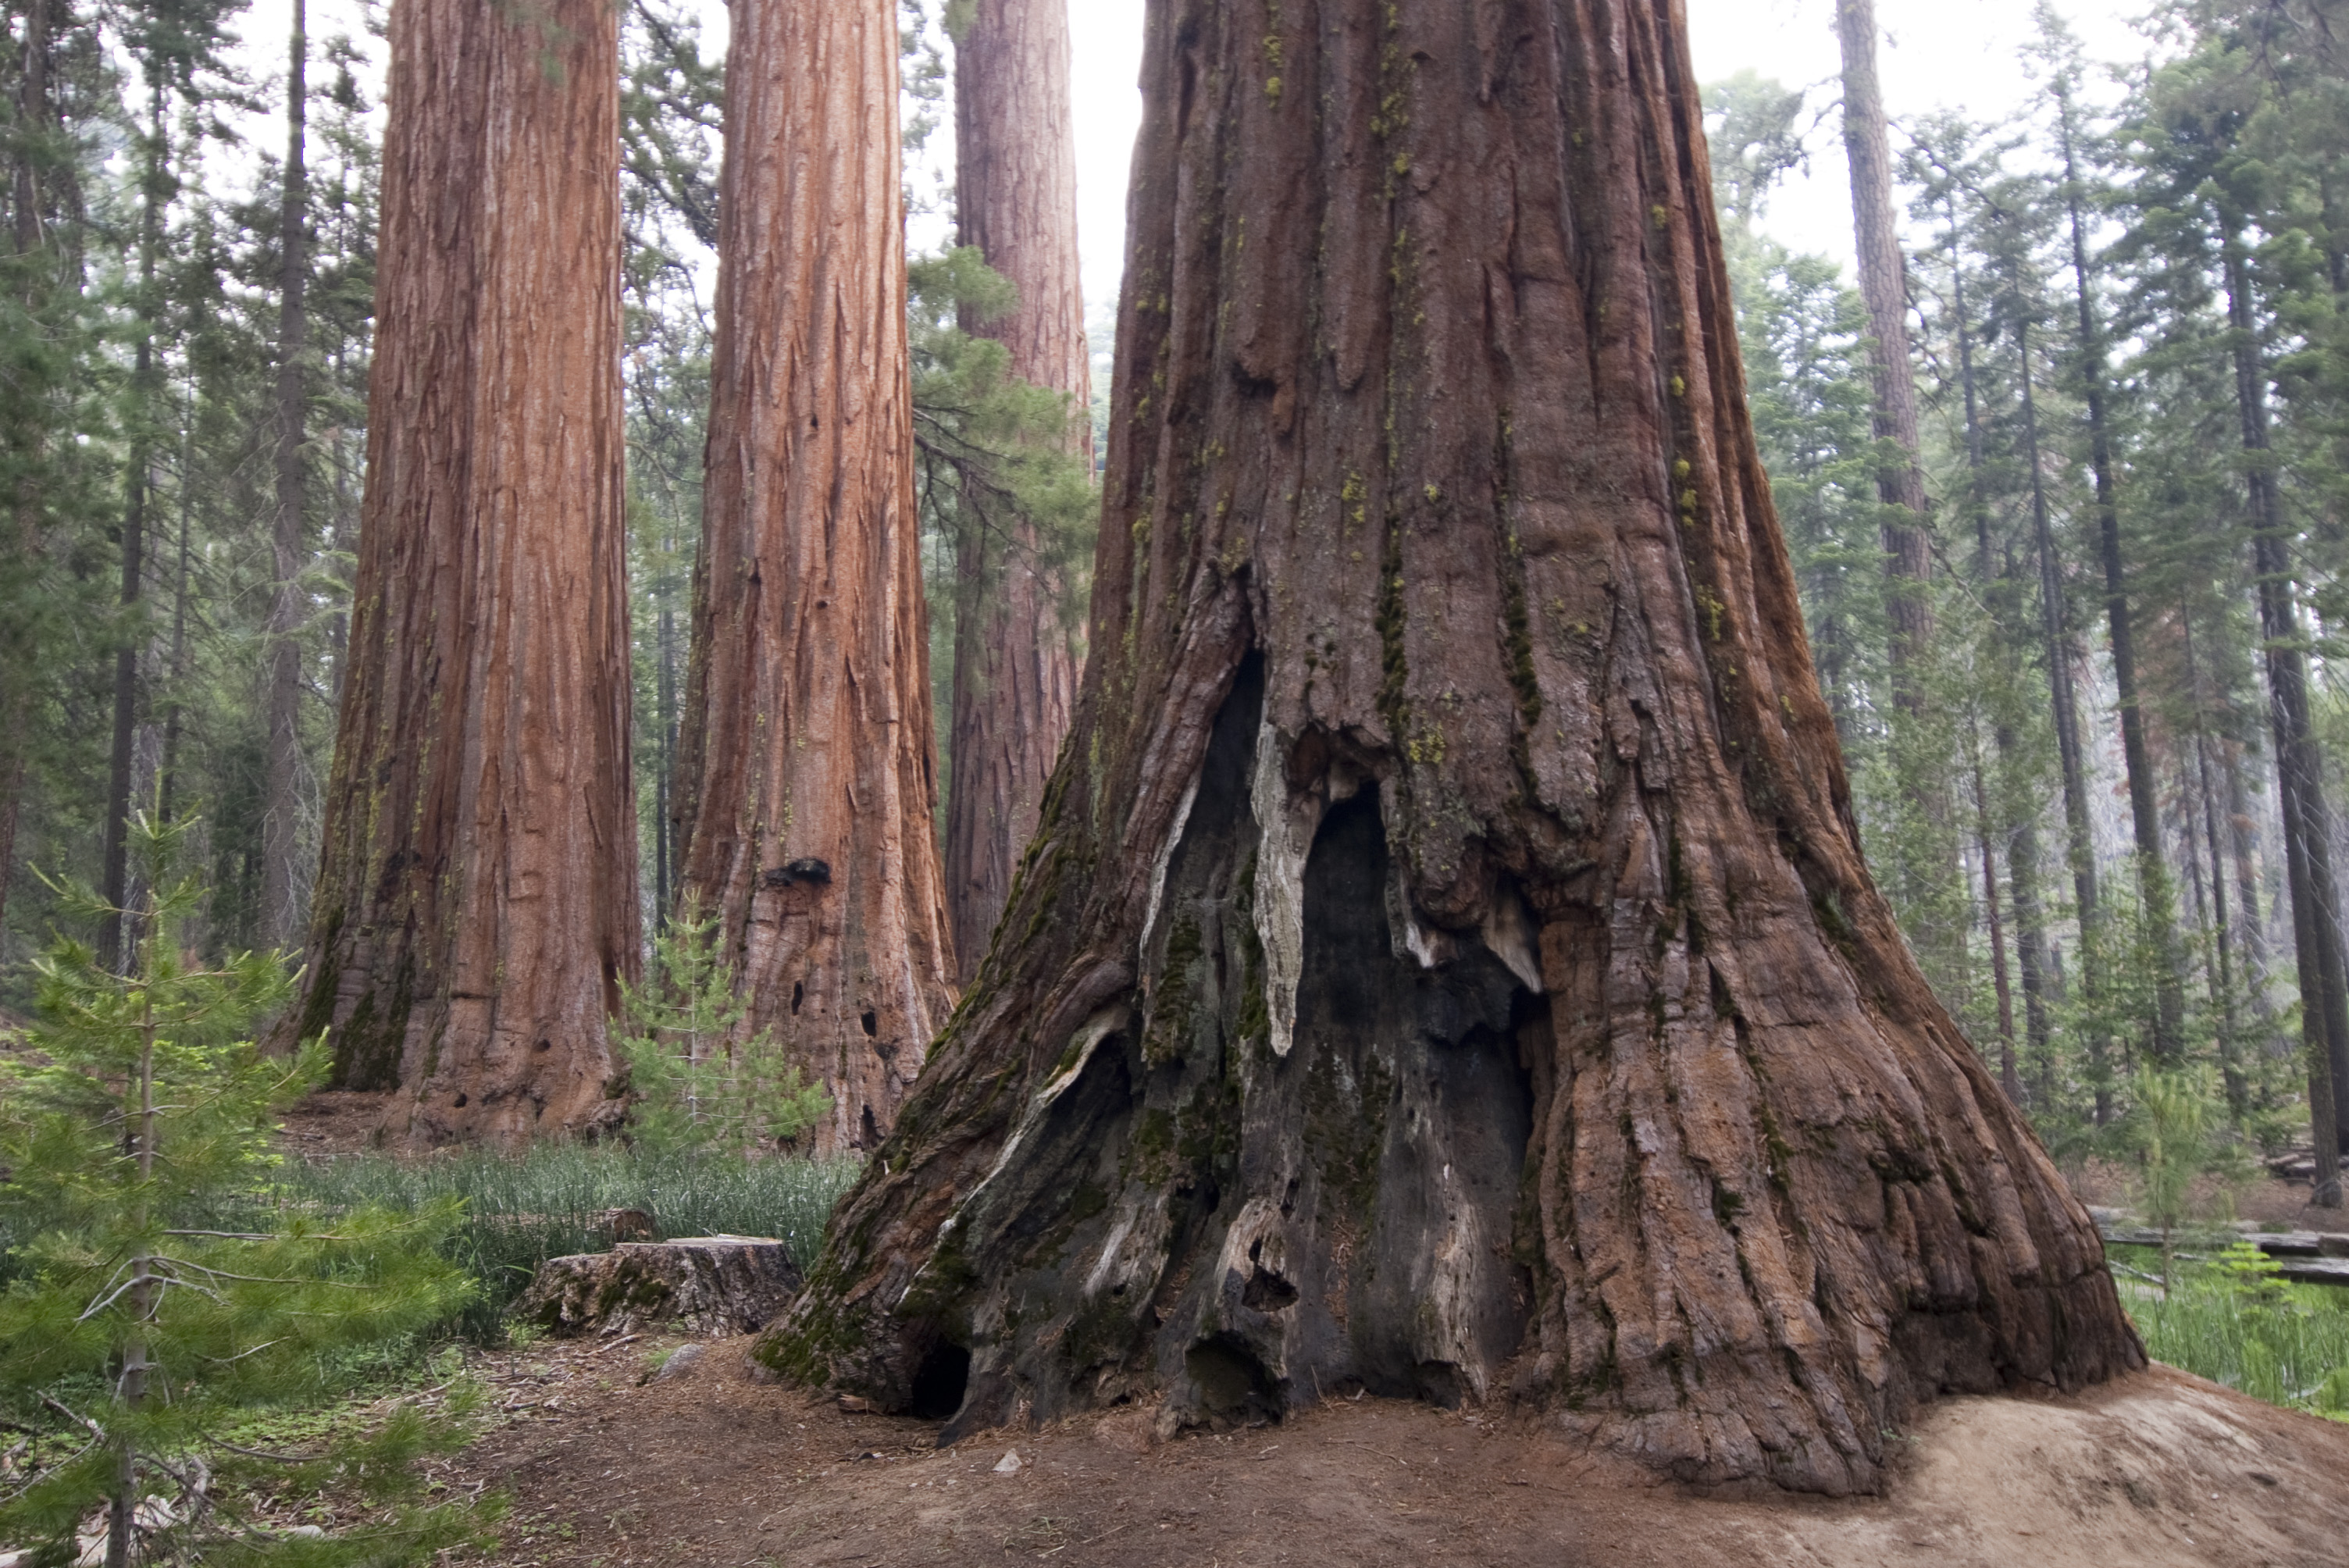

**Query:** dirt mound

left=458, top=1339, right=2349, bottom=1566
left=277, top=1089, right=394, bottom=1155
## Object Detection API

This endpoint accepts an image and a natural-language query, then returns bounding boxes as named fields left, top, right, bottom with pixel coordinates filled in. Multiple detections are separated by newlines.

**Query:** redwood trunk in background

left=1835, top=0, right=1959, bottom=990
left=671, top=0, right=954, bottom=1157
left=944, top=0, right=1089, bottom=983
left=1834, top=0, right=1932, bottom=673
left=277, top=0, right=640, bottom=1145
left=767, top=0, right=2139, bottom=1495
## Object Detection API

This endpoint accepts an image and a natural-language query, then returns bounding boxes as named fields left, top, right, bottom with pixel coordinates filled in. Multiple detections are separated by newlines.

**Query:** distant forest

left=1, top=0, right=2346, bottom=1171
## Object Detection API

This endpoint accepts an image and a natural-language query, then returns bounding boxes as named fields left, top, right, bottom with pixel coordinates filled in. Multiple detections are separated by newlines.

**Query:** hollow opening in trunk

left=909, top=1341, right=971, bottom=1420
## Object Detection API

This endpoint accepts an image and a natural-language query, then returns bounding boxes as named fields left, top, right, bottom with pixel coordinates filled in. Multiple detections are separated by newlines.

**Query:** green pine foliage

left=612, top=896, right=830, bottom=1157
left=0, top=812, right=490, bottom=1565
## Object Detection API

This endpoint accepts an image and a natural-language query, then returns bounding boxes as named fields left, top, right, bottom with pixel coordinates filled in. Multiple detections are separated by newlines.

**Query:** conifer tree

left=0, top=812, right=487, bottom=1566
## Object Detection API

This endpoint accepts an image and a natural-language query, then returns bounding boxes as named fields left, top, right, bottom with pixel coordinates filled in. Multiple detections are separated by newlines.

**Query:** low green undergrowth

left=240, top=1144, right=861, bottom=1342
left=2116, top=1242, right=2349, bottom=1418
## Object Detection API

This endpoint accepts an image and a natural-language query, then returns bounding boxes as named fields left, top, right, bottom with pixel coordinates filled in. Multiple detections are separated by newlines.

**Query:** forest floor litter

left=446, top=1333, right=2349, bottom=1567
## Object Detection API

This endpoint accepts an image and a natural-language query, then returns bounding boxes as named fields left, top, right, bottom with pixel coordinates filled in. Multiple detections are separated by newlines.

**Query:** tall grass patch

left=2116, top=1242, right=2349, bottom=1417
left=242, top=1146, right=861, bottom=1342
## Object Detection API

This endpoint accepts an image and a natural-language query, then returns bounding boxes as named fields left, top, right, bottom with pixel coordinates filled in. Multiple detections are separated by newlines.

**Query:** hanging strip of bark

left=672, top=0, right=955, bottom=1158
left=278, top=0, right=640, bottom=1145
left=943, top=0, right=1089, bottom=982
left=766, top=0, right=2140, bottom=1496
left=260, top=0, right=310, bottom=949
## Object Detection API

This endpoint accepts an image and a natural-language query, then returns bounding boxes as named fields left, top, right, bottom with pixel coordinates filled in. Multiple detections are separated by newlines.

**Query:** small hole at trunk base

left=909, top=1342, right=971, bottom=1420
left=861, top=1010, right=878, bottom=1037
left=792, top=982, right=804, bottom=1016
left=1185, top=1336, right=1280, bottom=1425
left=452, top=1092, right=467, bottom=1108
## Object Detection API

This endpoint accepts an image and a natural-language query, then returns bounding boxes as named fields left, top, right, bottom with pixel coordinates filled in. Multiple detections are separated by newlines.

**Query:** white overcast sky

left=222, top=0, right=2157, bottom=312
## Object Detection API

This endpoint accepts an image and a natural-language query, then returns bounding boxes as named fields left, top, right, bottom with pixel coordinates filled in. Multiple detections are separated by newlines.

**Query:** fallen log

left=2093, top=1217, right=2349, bottom=1287
left=515, top=1237, right=802, bottom=1338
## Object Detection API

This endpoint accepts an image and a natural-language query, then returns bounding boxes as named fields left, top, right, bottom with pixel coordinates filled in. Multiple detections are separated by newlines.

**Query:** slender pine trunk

left=0, top=0, right=52, bottom=947
left=261, top=0, right=311, bottom=947
left=2227, top=234, right=2347, bottom=1203
left=2226, top=741, right=2287, bottom=1058
left=1973, top=750, right=2021, bottom=1103
left=156, top=410, right=191, bottom=823
left=102, top=82, right=166, bottom=972
left=2181, top=610, right=2244, bottom=1114
left=2057, top=91, right=2185, bottom=1060
left=1950, top=198, right=2052, bottom=1085
left=2020, top=313, right=2109, bottom=1120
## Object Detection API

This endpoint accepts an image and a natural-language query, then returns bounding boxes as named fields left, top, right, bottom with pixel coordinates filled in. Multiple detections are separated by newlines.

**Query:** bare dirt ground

left=2072, top=1160, right=2344, bottom=1231
left=447, top=1335, right=2349, bottom=1568
left=279, top=1089, right=396, bottom=1155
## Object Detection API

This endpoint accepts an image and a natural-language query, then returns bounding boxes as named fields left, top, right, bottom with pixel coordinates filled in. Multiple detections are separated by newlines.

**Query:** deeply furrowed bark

left=670, top=0, right=954, bottom=1157
left=277, top=0, right=640, bottom=1144
left=943, top=0, right=1089, bottom=984
left=767, top=0, right=2140, bottom=1495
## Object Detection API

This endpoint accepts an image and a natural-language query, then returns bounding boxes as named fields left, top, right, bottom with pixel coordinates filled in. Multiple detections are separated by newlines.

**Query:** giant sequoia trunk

left=670, top=0, right=954, bottom=1157
left=943, top=0, right=1089, bottom=983
left=765, top=0, right=2140, bottom=1495
left=277, top=0, right=640, bottom=1144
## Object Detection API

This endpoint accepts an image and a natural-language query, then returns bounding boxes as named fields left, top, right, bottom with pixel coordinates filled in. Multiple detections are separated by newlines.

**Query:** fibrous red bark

left=765, top=0, right=2140, bottom=1494
left=943, top=0, right=1089, bottom=983
left=670, top=0, right=955, bottom=1157
left=278, top=0, right=640, bottom=1145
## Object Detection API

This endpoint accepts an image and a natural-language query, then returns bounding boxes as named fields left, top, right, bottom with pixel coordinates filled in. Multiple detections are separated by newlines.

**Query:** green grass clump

left=2116, top=1242, right=2349, bottom=1417
left=245, top=1144, right=861, bottom=1342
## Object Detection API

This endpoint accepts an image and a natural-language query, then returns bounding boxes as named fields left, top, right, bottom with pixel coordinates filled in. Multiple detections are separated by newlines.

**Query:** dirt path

left=454, top=1338, right=2349, bottom=1567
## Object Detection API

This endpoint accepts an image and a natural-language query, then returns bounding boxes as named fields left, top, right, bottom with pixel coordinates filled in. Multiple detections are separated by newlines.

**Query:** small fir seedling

left=613, top=894, right=829, bottom=1156
left=2127, top=1067, right=2251, bottom=1294
left=0, top=810, right=496, bottom=1566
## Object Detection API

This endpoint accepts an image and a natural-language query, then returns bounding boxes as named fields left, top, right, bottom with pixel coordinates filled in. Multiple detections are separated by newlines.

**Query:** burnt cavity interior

left=908, top=1341, right=971, bottom=1421
left=926, top=661, right=1539, bottom=1437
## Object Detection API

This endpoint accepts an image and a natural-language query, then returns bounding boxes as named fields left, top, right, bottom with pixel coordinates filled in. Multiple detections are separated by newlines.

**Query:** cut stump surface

left=515, top=1237, right=800, bottom=1339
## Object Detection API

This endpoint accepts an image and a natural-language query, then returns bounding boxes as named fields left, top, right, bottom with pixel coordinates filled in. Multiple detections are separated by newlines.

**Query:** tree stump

left=517, top=1238, right=802, bottom=1338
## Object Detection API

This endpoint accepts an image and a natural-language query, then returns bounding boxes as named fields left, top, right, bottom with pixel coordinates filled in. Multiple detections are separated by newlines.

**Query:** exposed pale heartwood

left=671, top=0, right=954, bottom=1156
left=277, top=0, right=639, bottom=1144
left=767, top=0, right=2140, bottom=1494
left=944, top=0, right=1089, bottom=983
